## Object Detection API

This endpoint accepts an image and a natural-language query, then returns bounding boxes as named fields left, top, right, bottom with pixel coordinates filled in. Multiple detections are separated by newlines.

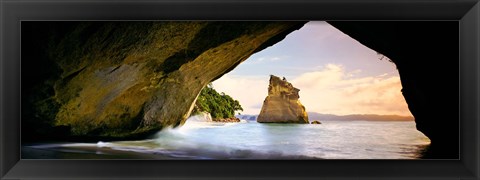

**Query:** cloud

left=271, top=57, right=281, bottom=61
left=213, top=63, right=412, bottom=117
left=291, top=64, right=411, bottom=116
left=243, top=56, right=288, bottom=65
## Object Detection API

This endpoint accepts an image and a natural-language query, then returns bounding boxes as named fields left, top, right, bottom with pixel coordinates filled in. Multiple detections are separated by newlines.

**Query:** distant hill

left=307, top=112, right=414, bottom=121
left=236, top=113, right=414, bottom=121
left=235, top=114, right=257, bottom=121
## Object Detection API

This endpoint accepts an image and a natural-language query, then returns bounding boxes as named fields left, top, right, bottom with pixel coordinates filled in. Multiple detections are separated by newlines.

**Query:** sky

left=212, top=21, right=412, bottom=117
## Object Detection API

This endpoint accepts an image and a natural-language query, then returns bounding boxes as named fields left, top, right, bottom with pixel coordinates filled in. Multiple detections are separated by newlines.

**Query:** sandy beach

left=21, top=144, right=177, bottom=160
left=22, top=141, right=321, bottom=160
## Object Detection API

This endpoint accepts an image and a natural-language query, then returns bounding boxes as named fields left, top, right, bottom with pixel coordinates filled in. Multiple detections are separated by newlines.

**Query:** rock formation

left=21, top=21, right=306, bottom=141
left=311, top=120, right=321, bottom=124
left=191, top=112, right=213, bottom=122
left=213, top=117, right=241, bottom=123
left=257, top=75, right=309, bottom=123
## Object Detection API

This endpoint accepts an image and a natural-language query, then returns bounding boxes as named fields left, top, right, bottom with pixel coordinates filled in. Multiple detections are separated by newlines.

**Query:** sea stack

left=257, top=75, right=309, bottom=123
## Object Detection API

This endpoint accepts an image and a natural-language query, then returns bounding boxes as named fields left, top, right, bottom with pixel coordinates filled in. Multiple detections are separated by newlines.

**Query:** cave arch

left=21, top=21, right=458, bottom=159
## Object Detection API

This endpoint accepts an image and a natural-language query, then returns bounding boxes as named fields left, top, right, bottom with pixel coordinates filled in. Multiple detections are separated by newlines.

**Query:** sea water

left=26, top=115, right=431, bottom=159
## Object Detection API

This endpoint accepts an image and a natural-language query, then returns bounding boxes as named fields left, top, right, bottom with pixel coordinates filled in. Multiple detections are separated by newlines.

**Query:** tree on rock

left=193, top=83, right=243, bottom=120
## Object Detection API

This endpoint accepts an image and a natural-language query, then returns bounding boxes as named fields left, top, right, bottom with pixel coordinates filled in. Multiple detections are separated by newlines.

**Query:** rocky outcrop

left=257, top=75, right=309, bottom=123
left=191, top=112, right=213, bottom=122
left=191, top=112, right=239, bottom=122
left=328, top=21, right=459, bottom=158
left=21, top=21, right=306, bottom=141
left=213, top=117, right=241, bottom=123
left=311, top=121, right=321, bottom=124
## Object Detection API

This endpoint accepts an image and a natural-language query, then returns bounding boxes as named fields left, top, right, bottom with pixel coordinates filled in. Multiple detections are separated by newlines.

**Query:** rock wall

left=257, top=75, right=309, bottom=123
left=328, top=21, right=459, bottom=158
left=21, top=21, right=306, bottom=141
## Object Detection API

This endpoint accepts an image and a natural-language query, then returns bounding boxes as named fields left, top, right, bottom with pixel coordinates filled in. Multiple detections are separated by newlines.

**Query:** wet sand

left=22, top=143, right=320, bottom=160
left=21, top=144, right=178, bottom=160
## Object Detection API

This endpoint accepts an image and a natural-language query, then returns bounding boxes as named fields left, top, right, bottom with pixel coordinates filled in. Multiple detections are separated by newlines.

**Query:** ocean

left=23, top=115, right=431, bottom=159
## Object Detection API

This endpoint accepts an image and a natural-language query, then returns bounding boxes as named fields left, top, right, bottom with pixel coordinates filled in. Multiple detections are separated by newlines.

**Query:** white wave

left=178, top=114, right=244, bottom=131
left=96, top=141, right=111, bottom=148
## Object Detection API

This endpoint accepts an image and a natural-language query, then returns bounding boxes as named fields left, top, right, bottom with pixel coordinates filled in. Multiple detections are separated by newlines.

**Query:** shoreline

left=21, top=120, right=426, bottom=160
left=22, top=142, right=321, bottom=160
left=21, top=144, right=178, bottom=159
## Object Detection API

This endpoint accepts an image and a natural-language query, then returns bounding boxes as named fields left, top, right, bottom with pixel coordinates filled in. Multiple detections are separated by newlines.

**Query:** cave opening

left=189, top=21, right=431, bottom=159
left=213, top=21, right=414, bottom=118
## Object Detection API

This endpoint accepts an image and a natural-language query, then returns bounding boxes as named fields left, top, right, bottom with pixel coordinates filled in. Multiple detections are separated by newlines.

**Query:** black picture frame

left=1, top=0, right=479, bottom=179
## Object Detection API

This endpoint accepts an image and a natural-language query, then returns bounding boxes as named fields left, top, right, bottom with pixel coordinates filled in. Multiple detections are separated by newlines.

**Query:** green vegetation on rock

left=193, top=84, right=243, bottom=119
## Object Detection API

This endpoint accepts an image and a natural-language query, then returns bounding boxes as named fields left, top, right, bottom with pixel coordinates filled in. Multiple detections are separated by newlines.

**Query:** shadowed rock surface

left=328, top=21, right=459, bottom=159
left=257, top=75, right=309, bottom=123
left=21, top=21, right=306, bottom=141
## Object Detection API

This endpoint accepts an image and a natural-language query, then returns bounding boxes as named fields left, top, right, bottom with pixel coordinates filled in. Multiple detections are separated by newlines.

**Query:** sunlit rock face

left=21, top=21, right=306, bottom=140
left=257, top=75, right=309, bottom=123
